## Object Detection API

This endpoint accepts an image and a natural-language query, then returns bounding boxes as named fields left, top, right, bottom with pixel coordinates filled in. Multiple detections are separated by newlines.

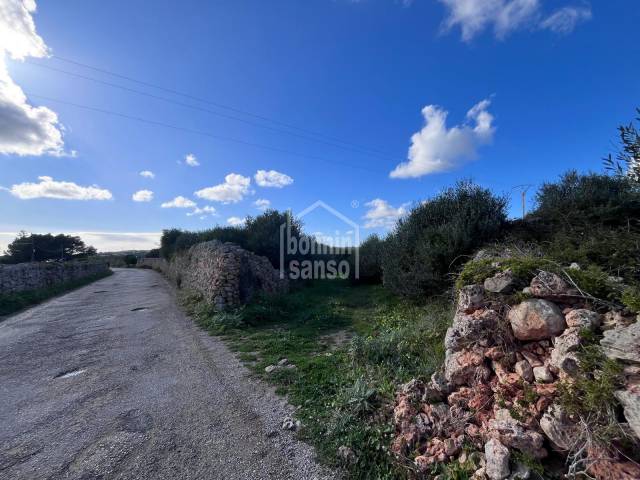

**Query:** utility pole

left=511, top=184, right=533, bottom=220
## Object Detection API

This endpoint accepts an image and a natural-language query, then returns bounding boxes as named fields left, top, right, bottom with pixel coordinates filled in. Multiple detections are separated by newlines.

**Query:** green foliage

left=350, top=299, right=451, bottom=385
left=144, top=248, right=160, bottom=258
left=0, top=270, right=112, bottom=316
left=622, top=286, right=640, bottom=312
left=533, top=170, right=640, bottom=230
left=604, top=107, right=640, bottom=183
left=455, top=256, right=547, bottom=290
left=159, top=209, right=302, bottom=268
left=184, top=280, right=451, bottom=479
left=511, top=451, right=545, bottom=477
left=124, top=254, right=138, bottom=266
left=382, top=181, right=508, bottom=297
left=516, top=171, right=640, bottom=284
left=245, top=210, right=303, bottom=268
left=557, top=344, right=624, bottom=434
left=456, top=254, right=626, bottom=307
left=1, top=231, right=97, bottom=264
left=351, top=234, right=385, bottom=284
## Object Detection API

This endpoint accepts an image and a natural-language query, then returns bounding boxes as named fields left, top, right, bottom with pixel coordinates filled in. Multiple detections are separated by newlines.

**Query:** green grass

left=0, top=270, right=113, bottom=316
left=181, top=280, right=453, bottom=479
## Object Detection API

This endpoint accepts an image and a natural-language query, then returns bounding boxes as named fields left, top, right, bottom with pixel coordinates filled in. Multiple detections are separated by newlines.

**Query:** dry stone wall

left=0, top=261, right=110, bottom=294
left=391, top=267, right=640, bottom=480
left=140, top=241, right=288, bottom=310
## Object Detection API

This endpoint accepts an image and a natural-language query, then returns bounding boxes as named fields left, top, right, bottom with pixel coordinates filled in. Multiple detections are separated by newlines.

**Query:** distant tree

left=604, top=108, right=640, bottom=183
left=145, top=248, right=160, bottom=258
left=124, top=254, right=138, bottom=267
left=2, top=232, right=97, bottom=264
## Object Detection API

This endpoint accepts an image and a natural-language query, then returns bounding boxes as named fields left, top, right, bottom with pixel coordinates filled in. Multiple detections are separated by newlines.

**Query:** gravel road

left=0, top=268, right=336, bottom=480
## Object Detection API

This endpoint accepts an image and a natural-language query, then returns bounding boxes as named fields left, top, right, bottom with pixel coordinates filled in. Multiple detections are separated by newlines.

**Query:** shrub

left=351, top=235, right=385, bottom=284
left=124, top=254, right=138, bottom=267
left=381, top=181, right=508, bottom=297
left=159, top=210, right=301, bottom=268
left=508, top=171, right=640, bottom=284
left=245, top=210, right=302, bottom=268
left=531, top=170, right=640, bottom=232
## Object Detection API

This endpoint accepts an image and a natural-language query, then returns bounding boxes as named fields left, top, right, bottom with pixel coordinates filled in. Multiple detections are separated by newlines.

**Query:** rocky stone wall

left=0, top=261, right=110, bottom=294
left=391, top=267, right=640, bottom=479
left=142, top=241, right=288, bottom=310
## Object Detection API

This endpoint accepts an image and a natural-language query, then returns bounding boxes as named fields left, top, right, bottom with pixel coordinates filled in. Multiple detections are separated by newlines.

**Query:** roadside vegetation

left=0, top=270, right=113, bottom=317
left=181, top=280, right=452, bottom=479
left=165, top=111, right=640, bottom=479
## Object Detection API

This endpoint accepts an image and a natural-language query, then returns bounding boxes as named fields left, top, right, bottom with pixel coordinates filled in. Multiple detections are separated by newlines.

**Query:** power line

left=26, top=60, right=401, bottom=163
left=27, top=93, right=384, bottom=174
left=49, top=54, right=397, bottom=159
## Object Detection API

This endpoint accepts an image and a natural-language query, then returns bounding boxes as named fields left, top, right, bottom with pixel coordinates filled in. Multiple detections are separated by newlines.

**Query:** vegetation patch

left=0, top=270, right=113, bottom=316
left=181, top=280, right=452, bottom=479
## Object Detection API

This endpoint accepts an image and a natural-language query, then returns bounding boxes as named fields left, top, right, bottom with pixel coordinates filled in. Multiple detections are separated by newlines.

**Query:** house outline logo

left=279, top=200, right=359, bottom=279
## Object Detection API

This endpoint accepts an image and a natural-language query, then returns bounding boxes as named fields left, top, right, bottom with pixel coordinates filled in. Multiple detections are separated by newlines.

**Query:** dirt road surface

left=0, top=268, right=335, bottom=480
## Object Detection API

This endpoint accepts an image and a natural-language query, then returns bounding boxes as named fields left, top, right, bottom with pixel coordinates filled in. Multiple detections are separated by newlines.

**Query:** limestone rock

left=445, top=309, right=500, bottom=352
left=281, top=417, right=300, bottom=431
left=508, top=299, right=566, bottom=341
left=488, top=410, right=547, bottom=458
left=587, top=446, right=640, bottom=480
left=540, top=404, right=577, bottom=451
left=565, top=309, right=601, bottom=330
left=601, top=321, right=640, bottom=364
left=514, top=360, right=534, bottom=382
left=550, top=328, right=582, bottom=375
left=529, top=271, right=571, bottom=297
left=485, top=438, right=510, bottom=480
left=602, top=311, right=637, bottom=331
left=615, top=382, right=640, bottom=441
left=444, top=348, right=491, bottom=387
left=458, top=285, right=485, bottom=313
left=532, top=366, right=553, bottom=383
left=484, top=270, right=516, bottom=294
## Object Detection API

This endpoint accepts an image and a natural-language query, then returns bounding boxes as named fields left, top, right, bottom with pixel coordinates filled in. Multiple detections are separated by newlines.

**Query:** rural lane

left=0, top=268, right=334, bottom=480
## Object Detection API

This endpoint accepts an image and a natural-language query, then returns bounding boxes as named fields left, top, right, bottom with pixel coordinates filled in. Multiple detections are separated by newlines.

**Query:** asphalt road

left=0, top=268, right=335, bottom=480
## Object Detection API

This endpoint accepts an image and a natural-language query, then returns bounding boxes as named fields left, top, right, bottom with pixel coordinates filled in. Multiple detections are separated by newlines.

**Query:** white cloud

left=438, top=0, right=591, bottom=40
left=139, top=170, right=155, bottom=179
left=540, top=6, right=591, bottom=34
left=254, top=198, right=271, bottom=210
left=5, top=175, right=112, bottom=200
left=184, top=153, right=200, bottom=167
left=132, top=189, right=153, bottom=202
left=0, top=0, right=66, bottom=156
left=0, top=231, right=161, bottom=253
left=194, top=173, right=251, bottom=203
left=254, top=169, right=293, bottom=188
left=390, top=99, right=494, bottom=179
left=363, top=199, right=409, bottom=229
left=187, top=205, right=217, bottom=217
left=227, top=216, right=246, bottom=227
left=161, top=195, right=196, bottom=208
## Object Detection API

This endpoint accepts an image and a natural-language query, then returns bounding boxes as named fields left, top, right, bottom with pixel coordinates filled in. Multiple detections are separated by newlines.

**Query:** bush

left=245, top=210, right=302, bottom=268
left=381, top=181, right=508, bottom=297
left=512, top=171, right=640, bottom=284
left=351, top=235, right=384, bottom=284
left=159, top=210, right=301, bottom=268
left=531, top=170, right=640, bottom=232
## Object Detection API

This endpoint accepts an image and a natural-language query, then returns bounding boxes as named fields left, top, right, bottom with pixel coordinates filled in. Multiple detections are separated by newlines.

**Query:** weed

left=183, top=279, right=451, bottom=479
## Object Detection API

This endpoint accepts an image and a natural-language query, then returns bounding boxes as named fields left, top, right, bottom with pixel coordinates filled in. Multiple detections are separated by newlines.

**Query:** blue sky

left=0, top=0, right=638, bottom=251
